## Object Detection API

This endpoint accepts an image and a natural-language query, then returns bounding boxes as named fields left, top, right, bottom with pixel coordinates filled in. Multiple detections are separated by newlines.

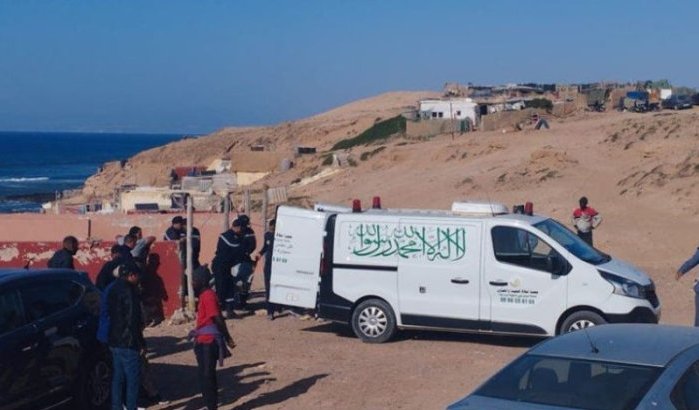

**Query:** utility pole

left=186, top=195, right=195, bottom=315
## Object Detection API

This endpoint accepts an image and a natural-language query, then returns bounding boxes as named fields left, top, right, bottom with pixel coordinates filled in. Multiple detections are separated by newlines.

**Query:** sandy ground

left=144, top=282, right=532, bottom=410
left=141, top=263, right=694, bottom=410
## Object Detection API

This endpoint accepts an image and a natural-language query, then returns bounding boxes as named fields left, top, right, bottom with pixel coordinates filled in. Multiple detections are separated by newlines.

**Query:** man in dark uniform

left=257, top=219, right=277, bottom=320
left=96, top=245, right=122, bottom=290
left=164, top=216, right=185, bottom=242
left=236, top=215, right=257, bottom=308
left=47, top=236, right=79, bottom=269
left=183, top=218, right=202, bottom=269
left=211, top=219, right=244, bottom=317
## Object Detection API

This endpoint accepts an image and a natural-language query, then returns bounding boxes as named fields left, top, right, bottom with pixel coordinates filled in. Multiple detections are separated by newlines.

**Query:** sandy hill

left=82, top=91, right=438, bottom=197
left=82, top=93, right=699, bottom=295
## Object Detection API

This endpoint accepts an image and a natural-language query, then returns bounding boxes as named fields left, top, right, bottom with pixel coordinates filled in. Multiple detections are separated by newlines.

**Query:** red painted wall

left=0, top=241, right=183, bottom=317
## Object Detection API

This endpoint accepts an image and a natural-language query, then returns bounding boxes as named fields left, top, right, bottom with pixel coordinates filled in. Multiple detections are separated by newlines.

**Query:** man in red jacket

left=191, top=267, right=236, bottom=410
left=572, top=196, right=602, bottom=246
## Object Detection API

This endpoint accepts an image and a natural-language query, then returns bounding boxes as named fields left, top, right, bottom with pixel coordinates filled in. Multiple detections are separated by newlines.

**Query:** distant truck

left=269, top=201, right=660, bottom=343
left=622, top=90, right=661, bottom=113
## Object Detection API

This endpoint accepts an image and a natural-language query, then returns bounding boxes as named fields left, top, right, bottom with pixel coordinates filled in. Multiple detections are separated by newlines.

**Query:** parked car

left=448, top=324, right=699, bottom=410
left=663, top=95, right=694, bottom=110
left=0, top=269, right=110, bottom=410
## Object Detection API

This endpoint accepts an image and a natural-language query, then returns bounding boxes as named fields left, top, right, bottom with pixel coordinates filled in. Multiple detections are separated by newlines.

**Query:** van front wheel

left=351, top=299, right=397, bottom=343
left=560, top=311, right=607, bottom=334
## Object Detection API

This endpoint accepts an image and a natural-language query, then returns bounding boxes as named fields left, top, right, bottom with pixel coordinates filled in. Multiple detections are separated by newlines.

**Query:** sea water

left=0, top=131, right=185, bottom=212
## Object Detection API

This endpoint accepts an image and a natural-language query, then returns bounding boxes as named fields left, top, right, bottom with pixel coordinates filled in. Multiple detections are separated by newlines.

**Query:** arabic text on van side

left=349, top=223, right=466, bottom=261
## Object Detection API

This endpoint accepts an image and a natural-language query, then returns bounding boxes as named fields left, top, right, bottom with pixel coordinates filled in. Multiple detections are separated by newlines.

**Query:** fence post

left=186, top=195, right=195, bottom=315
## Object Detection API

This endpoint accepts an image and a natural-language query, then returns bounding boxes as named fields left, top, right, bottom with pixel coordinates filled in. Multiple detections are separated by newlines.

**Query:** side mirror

left=547, top=255, right=566, bottom=276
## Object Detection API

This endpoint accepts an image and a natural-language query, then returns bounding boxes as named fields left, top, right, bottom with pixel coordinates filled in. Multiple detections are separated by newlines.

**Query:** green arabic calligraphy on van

left=349, top=223, right=466, bottom=261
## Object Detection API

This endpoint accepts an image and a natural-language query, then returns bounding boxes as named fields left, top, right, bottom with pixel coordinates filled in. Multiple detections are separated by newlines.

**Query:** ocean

left=0, top=131, right=186, bottom=213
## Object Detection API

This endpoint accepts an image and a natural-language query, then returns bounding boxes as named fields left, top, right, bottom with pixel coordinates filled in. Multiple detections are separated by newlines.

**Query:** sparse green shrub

left=332, top=115, right=406, bottom=150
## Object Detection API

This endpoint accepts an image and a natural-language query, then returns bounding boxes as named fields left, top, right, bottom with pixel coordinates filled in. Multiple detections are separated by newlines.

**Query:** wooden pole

left=261, top=186, right=269, bottom=232
left=186, top=195, right=195, bottom=314
left=244, top=189, right=251, bottom=216
left=222, top=191, right=230, bottom=232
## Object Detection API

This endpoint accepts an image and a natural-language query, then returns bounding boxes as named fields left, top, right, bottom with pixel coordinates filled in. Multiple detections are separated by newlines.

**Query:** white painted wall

left=419, top=98, right=477, bottom=123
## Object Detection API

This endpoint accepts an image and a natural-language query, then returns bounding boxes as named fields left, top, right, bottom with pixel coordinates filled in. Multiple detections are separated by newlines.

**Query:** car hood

left=598, top=257, right=652, bottom=285
left=447, top=395, right=574, bottom=410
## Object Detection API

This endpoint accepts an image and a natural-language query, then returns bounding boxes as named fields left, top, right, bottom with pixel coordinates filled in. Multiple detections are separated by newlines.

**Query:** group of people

left=46, top=214, right=277, bottom=410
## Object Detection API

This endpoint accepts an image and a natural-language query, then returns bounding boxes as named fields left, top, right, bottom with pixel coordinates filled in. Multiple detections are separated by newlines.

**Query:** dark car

left=663, top=94, right=693, bottom=110
left=448, top=324, right=699, bottom=410
left=0, top=269, right=110, bottom=410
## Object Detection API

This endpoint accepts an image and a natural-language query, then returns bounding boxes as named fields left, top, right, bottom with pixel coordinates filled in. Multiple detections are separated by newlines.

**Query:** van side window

left=20, top=280, right=83, bottom=322
left=0, top=290, right=25, bottom=335
left=671, top=360, right=699, bottom=410
left=492, top=226, right=560, bottom=273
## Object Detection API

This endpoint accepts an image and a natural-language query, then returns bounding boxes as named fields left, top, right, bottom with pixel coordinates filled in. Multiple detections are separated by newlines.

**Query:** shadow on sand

left=153, top=359, right=327, bottom=410
left=301, top=321, right=543, bottom=348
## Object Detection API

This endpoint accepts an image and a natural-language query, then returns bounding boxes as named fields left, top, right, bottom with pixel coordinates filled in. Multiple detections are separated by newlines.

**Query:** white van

left=269, top=202, right=660, bottom=343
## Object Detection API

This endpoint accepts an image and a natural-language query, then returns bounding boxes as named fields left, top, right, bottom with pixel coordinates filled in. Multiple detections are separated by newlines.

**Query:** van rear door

left=269, top=206, right=328, bottom=309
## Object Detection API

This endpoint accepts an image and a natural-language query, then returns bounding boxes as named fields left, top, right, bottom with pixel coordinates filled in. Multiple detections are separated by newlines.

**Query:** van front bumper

left=606, top=306, right=660, bottom=324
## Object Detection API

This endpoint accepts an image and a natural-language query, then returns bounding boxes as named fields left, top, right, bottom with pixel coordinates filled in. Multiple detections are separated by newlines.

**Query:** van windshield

left=533, top=219, right=610, bottom=265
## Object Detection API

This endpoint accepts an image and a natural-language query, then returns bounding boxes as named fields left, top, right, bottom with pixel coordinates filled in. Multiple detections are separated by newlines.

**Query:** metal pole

left=186, top=195, right=195, bottom=314
left=222, top=191, right=230, bottom=232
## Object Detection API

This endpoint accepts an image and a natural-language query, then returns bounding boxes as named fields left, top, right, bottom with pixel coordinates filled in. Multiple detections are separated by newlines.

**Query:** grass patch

left=321, top=154, right=334, bottom=166
left=332, top=115, right=406, bottom=150
left=360, top=146, right=386, bottom=161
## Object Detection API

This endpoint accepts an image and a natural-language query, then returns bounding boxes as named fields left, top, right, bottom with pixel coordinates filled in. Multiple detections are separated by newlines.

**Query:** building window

left=431, top=112, right=437, bottom=118
left=456, top=110, right=462, bottom=116
left=438, top=112, right=444, bottom=118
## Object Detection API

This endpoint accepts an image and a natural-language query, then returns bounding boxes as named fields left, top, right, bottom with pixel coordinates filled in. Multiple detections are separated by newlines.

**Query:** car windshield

left=475, top=354, right=662, bottom=410
left=534, top=219, right=610, bottom=265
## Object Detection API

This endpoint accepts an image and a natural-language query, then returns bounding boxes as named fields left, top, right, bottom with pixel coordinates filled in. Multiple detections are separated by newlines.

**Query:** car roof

left=529, top=324, right=699, bottom=367
left=0, top=268, right=85, bottom=286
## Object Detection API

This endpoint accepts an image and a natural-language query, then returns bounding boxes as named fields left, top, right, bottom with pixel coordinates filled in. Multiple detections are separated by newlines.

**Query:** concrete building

left=418, top=98, right=478, bottom=124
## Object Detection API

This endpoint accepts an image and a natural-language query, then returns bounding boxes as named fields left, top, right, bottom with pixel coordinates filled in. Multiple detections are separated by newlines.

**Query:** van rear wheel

left=351, top=299, right=397, bottom=343
left=560, top=311, right=607, bottom=334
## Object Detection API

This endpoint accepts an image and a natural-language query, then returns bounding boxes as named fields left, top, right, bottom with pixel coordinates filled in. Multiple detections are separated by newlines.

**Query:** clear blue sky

left=0, top=1, right=697, bottom=134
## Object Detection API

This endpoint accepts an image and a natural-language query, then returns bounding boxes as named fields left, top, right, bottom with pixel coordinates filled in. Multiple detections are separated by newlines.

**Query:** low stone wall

left=0, top=241, right=183, bottom=317
left=406, top=119, right=470, bottom=138
left=480, top=108, right=542, bottom=131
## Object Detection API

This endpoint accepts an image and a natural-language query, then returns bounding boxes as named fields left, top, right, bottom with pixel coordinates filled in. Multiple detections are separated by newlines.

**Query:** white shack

left=419, top=98, right=478, bottom=124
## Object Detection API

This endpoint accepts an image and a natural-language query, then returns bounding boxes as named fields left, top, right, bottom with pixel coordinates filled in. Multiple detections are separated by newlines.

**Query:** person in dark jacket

left=211, top=219, right=244, bottom=317
left=256, top=219, right=277, bottom=319
left=95, top=245, right=122, bottom=291
left=676, top=246, right=699, bottom=326
left=47, top=236, right=78, bottom=269
left=236, top=215, right=257, bottom=308
left=108, top=264, right=145, bottom=410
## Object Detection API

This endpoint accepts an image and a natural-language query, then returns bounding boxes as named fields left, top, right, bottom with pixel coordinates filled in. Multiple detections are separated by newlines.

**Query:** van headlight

left=599, top=271, right=644, bottom=299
